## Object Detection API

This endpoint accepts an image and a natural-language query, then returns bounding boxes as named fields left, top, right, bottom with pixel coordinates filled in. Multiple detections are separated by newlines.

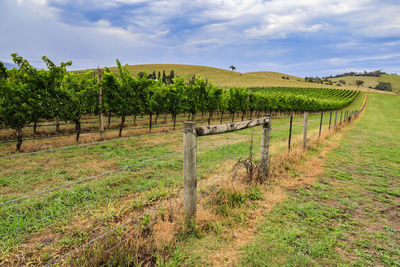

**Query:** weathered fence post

left=260, top=121, right=271, bottom=178
left=55, top=116, right=60, bottom=132
left=184, top=122, right=197, bottom=217
left=303, top=112, right=308, bottom=149
left=340, top=111, right=343, bottom=125
left=318, top=112, right=323, bottom=138
left=328, top=111, right=332, bottom=130
left=97, top=67, right=105, bottom=141
left=334, top=111, right=338, bottom=129
left=288, top=114, right=293, bottom=151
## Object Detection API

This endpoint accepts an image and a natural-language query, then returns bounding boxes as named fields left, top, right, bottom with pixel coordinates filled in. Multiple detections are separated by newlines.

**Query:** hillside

left=105, top=64, right=384, bottom=92
left=330, top=74, right=400, bottom=92
left=330, top=76, right=380, bottom=88
left=380, top=74, right=400, bottom=92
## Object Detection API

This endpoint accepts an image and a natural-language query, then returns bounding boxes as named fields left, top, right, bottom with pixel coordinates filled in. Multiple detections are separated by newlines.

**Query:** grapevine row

left=0, top=55, right=359, bottom=151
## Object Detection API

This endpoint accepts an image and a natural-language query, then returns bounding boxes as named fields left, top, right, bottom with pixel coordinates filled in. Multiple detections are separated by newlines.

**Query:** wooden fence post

left=318, top=112, right=323, bottom=138
left=334, top=111, right=338, bottom=129
left=288, top=114, right=293, bottom=151
left=340, top=111, right=343, bottom=125
left=183, top=122, right=197, bottom=217
left=97, top=67, right=105, bottom=141
left=328, top=111, right=332, bottom=130
left=260, top=121, right=271, bottom=178
left=55, top=116, right=60, bottom=132
left=303, top=112, right=308, bottom=149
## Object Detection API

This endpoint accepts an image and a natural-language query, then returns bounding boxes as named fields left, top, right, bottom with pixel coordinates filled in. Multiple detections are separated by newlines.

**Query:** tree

left=134, top=72, right=157, bottom=132
left=11, top=54, right=50, bottom=134
left=162, top=70, right=166, bottom=84
left=0, top=71, right=34, bottom=151
left=0, top=61, right=8, bottom=80
left=375, top=82, right=392, bottom=91
left=166, top=77, right=185, bottom=130
left=206, top=85, right=222, bottom=125
left=227, top=88, right=240, bottom=122
left=59, top=72, right=98, bottom=142
left=103, top=60, right=138, bottom=137
left=41, top=56, right=72, bottom=132
left=229, top=65, right=236, bottom=71
left=355, top=80, right=364, bottom=88
left=151, top=85, right=167, bottom=124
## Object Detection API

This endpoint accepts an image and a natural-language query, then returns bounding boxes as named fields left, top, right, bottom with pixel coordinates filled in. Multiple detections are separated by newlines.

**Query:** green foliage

left=0, top=73, right=34, bottom=129
left=355, top=80, right=364, bottom=88
left=375, top=82, right=392, bottom=91
left=0, top=54, right=360, bottom=151
left=0, top=61, right=7, bottom=80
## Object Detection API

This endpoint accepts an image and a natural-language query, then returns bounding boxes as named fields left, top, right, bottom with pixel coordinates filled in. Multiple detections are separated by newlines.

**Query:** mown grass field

left=0, top=93, right=366, bottom=264
left=240, top=93, right=400, bottom=266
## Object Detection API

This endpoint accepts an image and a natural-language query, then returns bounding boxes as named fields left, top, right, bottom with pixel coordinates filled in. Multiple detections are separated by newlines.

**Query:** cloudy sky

left=1, top=0, right=400, bottom=76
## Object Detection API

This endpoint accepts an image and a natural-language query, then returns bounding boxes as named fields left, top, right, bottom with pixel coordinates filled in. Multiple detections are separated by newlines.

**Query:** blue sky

left=1, top=0, right=400, bottom=77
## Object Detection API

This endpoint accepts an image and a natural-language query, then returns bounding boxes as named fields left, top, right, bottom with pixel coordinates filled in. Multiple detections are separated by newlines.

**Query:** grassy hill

left=380, top=74, right=400, bottom=92
left=106, top=64, right=383, bottom=92
left=330, top=74, right=400, bottom=92
left=330, top=76, right=380, bottom=88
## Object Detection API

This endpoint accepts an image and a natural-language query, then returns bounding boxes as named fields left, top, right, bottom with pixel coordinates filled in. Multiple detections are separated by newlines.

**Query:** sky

left=1, top=0, right=400, bottom=77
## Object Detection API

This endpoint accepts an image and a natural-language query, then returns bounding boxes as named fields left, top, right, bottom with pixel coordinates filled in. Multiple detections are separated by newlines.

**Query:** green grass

left=0, top=91, right=366, bottom=264
left=0, top=93, right=361, bottom=263
left=240, top=94, right=400, bottom=266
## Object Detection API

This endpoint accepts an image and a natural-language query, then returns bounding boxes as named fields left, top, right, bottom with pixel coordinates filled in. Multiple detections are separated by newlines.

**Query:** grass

left=106, top=64, right=383, bottom=92
left=240, top=93, right=400, bottom=266
left=0, top=92, right=366, bottom=264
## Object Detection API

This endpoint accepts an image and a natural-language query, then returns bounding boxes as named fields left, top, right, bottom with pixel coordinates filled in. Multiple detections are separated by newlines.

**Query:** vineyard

left=0, top=55, right=366, bottom=265
left=0, top=53, right=398, bottom=266
left=0, top=55, right=359, bottom=152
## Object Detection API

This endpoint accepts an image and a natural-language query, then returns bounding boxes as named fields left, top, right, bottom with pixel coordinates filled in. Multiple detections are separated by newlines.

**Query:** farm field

left=0, top=93, right=366, bottom=265
left=166, top=94, right=399, bottom=266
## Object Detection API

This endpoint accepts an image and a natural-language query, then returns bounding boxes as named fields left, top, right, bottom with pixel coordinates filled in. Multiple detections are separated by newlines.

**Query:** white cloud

left=2, top=0, right=400, bottom=75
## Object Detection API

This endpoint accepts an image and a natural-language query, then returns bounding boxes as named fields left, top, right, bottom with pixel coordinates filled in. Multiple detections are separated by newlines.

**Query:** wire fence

left=0, top=95, right=368, bottom=265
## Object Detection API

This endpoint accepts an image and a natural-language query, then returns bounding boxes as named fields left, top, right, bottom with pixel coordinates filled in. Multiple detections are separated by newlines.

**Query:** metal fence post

left=328, top=111, right=332, bottom=130
left=260, top=121, right=271, bottom=178
left=303, top=112, right=308, bottom=149
left=340, top=111, right=343, bottom=125
left=183, top=122, right=197, bottom=217
left=288, top=114, right=293, bottom=151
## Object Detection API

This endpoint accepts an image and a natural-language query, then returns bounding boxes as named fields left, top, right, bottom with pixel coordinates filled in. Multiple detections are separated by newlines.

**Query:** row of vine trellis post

left=183, top=94, right=368, bottom=217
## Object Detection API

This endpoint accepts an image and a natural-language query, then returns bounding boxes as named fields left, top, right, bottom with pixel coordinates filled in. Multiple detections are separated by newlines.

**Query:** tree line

left=0, top=55, right=358, bottom=151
